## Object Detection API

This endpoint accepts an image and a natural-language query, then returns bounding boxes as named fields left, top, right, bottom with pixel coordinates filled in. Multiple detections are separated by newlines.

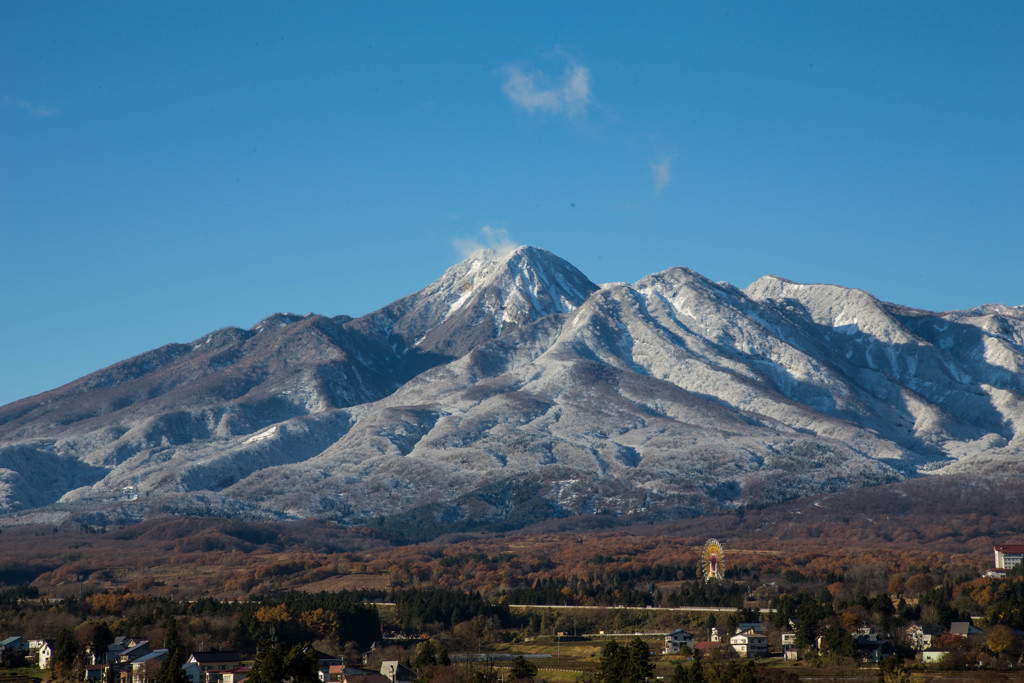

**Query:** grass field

left=486, top=636, right=721, bottom=681
left=0, top=667, right=47, bottom=682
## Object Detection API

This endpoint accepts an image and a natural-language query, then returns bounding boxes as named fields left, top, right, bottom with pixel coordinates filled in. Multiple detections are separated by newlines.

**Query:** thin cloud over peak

left=501, top=57, right=592, bottom=117
left=454, top=225, right=521, bottom=259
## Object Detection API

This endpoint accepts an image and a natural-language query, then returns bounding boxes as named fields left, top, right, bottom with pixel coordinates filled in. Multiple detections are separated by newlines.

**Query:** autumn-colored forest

left=3, top=474, right=1024, bottom=682
left=0, top=474, right=1020, bottom=604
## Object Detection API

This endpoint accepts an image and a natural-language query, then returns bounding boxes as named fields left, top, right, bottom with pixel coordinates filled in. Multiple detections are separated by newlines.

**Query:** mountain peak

left=449, top=244, right=570, bottom=280
left=356, top=245, right=598, bottom=361
left=459, top=243, right=531, bottom=262
left=443, top=244, right=596, bottom=321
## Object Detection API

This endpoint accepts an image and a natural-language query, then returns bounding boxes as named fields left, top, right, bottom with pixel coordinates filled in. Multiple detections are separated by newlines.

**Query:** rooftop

left=994, top=544, right=1024, bottom=553
left=131, top=649, right=168, bottom=664
left=191, top=650, right=243, bottom=663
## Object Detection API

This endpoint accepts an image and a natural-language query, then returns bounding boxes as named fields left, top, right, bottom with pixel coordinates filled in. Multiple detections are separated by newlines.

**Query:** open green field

left=490, top=638, right=604, bottom=681
left=0, top=667, right=47, bottom=682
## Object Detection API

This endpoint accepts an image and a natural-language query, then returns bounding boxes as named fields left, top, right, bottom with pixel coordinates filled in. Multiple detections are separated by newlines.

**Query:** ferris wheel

left=701, top=538, right=725, bottom=581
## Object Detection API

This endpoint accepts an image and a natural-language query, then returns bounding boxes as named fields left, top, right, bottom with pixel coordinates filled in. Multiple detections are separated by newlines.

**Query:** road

left=508, top=604, right=774, bottom=613
left=372, top=601, right=774, bottom=613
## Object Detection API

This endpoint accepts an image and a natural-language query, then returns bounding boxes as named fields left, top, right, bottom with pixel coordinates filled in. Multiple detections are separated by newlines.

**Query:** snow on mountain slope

left=0, top=247, right=1021, bottom=529
left=743, top=278, right=1024, bottom=450
left=351, top=246, right=597, bottom=366
left=0, top=246, right=596, bottom=517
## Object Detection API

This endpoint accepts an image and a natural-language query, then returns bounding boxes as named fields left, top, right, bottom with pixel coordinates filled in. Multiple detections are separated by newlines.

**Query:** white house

left=37, top=641, right=54, bottom=670
left=663, top=629, right=695, bottom=654
left=905, top=625, right=933, bottom=651
left=730, top=629, right=769, bottom=658
left=922, top=650, right=950, bottom=665
left=130, top=648, right=168, bottom=683
left=379, top=660, right=415, bottom=682
left=188, top=650, right=245, bottom=683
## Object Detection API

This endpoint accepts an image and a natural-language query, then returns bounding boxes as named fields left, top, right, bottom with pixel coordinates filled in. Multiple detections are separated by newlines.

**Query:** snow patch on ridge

left=244, top=425, right=279, bottom=445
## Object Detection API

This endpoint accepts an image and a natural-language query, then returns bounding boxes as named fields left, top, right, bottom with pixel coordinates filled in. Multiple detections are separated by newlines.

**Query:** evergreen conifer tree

left=248, top=640, right=285, bottom=683
left=597, top=640, right=625, bottom=682
left=413, top=639, right=437, bottom=668
left=53, top=627, right=80, bottom=678
left=509, top=655, right=537, bottom=680
left=625, top=637, right=654, bottom=683
left=687, top=651, right=706, bottom=683
left=283, top=645, right=319, bottom=683
left=154, top=648, right=189, bottom=683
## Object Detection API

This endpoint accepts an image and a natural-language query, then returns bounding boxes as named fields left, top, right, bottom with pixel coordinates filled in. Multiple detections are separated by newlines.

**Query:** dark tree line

left=390, top=588, right=511, bottom=631
left=502, top=577, right=656, bottom=607
left=500, top=575, right=749, bottom=608
left=232, top=594, right=381, bottom=651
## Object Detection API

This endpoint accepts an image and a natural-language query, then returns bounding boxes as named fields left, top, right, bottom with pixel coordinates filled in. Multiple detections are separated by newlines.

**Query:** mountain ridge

left=1, top=246, right=1021, bottom=532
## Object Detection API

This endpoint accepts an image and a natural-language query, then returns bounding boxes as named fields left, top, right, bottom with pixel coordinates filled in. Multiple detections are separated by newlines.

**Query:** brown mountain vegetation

left=0, top=474, right=1021, bottom=602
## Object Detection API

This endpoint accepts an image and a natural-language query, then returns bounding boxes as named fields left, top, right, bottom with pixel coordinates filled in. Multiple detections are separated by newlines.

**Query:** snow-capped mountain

left=1, top=246, right=1021, bottom=533
left=347, top=245, right=597, bottom=379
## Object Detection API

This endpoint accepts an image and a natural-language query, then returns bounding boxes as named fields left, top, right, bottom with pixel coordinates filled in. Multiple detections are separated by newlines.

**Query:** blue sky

left=2, top=2, right=1022, bottom=406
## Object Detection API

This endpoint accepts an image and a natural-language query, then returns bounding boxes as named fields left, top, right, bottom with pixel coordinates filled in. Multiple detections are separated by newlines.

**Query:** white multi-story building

left=994, top=544, right=1024, bottom=570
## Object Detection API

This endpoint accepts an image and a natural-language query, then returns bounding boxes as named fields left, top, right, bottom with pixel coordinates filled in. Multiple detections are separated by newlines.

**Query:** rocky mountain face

left=1, top=246, right=1022, bottom=535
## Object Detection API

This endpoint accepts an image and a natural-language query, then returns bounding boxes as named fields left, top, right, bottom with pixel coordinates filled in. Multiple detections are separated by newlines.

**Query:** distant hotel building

left=994, top=544, right=1024, bottom=571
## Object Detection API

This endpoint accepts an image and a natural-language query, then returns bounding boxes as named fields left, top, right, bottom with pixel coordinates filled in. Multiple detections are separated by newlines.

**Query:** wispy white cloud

left=651, top=155, right=675, bottom=195
left=501, top=58, right=591, bottom=117
left=10, top=98, right=59, bottom=118
left=454, top=225, right=521, bottom=259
